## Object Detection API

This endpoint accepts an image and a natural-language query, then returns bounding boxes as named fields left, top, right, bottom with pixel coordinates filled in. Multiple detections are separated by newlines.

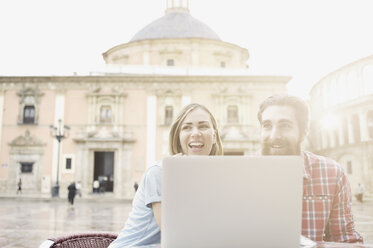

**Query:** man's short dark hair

left=257, top=94, right=310, bottom=140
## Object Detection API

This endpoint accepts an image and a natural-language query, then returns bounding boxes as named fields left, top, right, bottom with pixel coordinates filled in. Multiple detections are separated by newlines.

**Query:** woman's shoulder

left=144, top=160, right=162, bottom=175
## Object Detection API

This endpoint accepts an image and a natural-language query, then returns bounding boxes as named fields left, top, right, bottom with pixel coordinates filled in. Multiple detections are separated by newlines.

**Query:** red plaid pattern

left=302, top=151, right=363, bottom=243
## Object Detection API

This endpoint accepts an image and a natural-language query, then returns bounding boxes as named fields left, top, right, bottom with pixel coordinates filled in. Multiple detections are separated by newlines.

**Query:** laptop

left=161, top=156, right=303, bottom=248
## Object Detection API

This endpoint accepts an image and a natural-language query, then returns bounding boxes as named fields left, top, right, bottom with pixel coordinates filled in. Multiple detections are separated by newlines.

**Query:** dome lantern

left=166, top=0, right=189, bottom=14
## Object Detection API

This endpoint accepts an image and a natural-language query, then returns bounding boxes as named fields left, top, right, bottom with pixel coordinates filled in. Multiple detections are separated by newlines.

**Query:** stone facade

left=0, top=1, right=290, bottom=198
left=0, top=75, right=289, bottom=198
left=309, top=55, right=373, bottom=193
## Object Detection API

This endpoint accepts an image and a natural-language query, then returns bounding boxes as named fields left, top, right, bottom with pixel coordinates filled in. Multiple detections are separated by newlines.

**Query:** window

left=347, top=161, right=352, bottom=174
left=167, top=59, right=174, bottom=66
left=325, top=131, right=330, bottom=148
left=367, top=111, right=373, bottom=139
left=334, top=130, right=339, bottom=147
left=65, top=158, right=72, bottom=170
left=220, top=61, right=226, bottom=68
left=23, top=106, right=35, bottom=124
left=63, top=154, right=75, bottom=173
left=227, top=105, right=238, bottom=123
left=363, top=65, right=373, bottom=94
left=342, top=118, right=349, bottom=144
left=100, top=105, right=112, bottom=123
left=352, top=115, right=361, bottom=142
left=17, top=87, right=43, bottom=125
left=20, top=162, right=33, bottom=173
left=165, top=106, right=173, bottom=125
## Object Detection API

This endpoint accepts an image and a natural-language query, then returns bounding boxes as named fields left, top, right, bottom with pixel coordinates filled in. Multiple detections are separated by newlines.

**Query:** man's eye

left=262, top=123, right=272, bottom=129
left=280, top=123, right=292, bottom=129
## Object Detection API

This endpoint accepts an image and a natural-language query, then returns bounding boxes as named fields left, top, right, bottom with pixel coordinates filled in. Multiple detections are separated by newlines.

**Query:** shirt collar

left=301, top=151, right=311, bottom=180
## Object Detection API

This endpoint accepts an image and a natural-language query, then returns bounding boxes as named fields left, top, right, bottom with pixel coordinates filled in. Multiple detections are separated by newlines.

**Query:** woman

left=108, top=103, right=223, bottom=248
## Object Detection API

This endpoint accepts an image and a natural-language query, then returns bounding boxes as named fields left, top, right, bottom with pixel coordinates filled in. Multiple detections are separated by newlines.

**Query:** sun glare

left=321, top=115, right=338, bottom=130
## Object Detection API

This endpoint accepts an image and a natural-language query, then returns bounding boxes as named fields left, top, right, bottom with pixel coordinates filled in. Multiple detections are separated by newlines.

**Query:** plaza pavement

left=0, top=193, right=372, bottom=248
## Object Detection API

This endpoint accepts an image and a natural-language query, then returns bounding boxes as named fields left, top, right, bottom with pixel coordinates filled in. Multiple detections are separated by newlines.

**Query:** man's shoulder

left=303, top=151, right=344, bottom=171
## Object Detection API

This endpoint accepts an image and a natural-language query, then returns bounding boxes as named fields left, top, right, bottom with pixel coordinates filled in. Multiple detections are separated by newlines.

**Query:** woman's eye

left=199, top=125, right=209, bottom=129
left=182, top=126, right=191, bottom=130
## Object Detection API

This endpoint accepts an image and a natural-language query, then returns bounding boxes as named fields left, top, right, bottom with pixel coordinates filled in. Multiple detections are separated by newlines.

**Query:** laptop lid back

left=162, top=156, right=303, bottom=248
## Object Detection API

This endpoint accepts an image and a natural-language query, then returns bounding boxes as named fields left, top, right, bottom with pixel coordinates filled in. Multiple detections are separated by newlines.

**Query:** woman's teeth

left=189, top=142, right=204, bottom=148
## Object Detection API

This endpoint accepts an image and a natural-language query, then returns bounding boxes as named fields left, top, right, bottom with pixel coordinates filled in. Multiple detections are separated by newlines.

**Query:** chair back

left=39, top=233, right=117, bottom=248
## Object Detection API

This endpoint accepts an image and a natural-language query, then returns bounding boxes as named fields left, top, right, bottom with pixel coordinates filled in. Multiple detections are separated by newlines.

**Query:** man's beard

left=261, top=138, right=301, bottom=155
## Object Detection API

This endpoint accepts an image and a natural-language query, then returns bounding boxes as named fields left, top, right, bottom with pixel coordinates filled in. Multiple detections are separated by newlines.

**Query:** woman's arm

left=152, top=202, right=162, bottom=229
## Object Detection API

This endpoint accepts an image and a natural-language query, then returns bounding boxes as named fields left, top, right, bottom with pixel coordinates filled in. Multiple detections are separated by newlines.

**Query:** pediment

left=9, top=130, right=45, bottom=147
left=88, top=87, right=127, bottom=96
left=221, top=126, right=249, bottom=141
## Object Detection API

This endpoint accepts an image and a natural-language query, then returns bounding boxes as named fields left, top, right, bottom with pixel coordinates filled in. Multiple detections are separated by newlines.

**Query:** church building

left=0, top=0, right=290, bottom=198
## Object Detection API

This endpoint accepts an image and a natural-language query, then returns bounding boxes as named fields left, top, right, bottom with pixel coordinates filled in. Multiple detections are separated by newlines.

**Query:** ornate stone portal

left=7, top=130, right=45, bottom=193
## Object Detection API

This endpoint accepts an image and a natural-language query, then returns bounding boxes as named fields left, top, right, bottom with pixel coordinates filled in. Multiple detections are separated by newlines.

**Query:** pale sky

left=1, top=0, right=373, bottom=99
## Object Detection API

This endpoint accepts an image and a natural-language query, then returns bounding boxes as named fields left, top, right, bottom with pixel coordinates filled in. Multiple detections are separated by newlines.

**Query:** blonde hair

left=169, top=103, right=223, bottom=155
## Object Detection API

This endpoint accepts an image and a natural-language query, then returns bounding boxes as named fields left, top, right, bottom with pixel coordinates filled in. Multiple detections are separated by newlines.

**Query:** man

left=257, top=94, right=363, bottom=243
left=355, top=183, right=365, bottom=203
left=67, top=182, right=77, bottom=207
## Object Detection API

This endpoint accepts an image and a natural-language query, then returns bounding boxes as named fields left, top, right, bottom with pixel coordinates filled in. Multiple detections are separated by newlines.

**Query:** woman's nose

left=191, top=126, right=201, bottom=137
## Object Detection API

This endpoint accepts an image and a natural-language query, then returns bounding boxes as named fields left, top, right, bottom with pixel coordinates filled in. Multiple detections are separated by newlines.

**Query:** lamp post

left=50, top=119, right=70, bottom=197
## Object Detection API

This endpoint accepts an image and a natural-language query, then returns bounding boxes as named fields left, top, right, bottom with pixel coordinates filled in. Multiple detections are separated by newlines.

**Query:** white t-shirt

left=108, top=162, right=162, bottom=248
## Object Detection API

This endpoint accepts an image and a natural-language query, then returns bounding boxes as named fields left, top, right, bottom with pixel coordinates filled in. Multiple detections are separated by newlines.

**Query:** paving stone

left=1, top=196, right=372, bottom=247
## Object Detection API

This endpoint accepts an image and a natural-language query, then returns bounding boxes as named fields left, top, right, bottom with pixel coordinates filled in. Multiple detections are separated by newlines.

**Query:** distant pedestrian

left=355, top=183, right=365, bottom=203
left=93, top=180, right=99, bottom=193
left=17, top=178, right=22, bottom=194
left=134, top=182, right=139, bottom=192
left=76, top=181, right=82, bottom=197
left=67, top=182, right=77, bottom=206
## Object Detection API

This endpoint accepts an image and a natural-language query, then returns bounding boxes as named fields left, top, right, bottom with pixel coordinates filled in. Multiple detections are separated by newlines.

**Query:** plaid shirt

left=302, top=151, right=363, bottom=243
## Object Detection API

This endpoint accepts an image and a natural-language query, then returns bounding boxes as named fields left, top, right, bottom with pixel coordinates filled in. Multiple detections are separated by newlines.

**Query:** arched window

left=23, top=105, right=35, bottom=124
left=352, top=114, right=361, bottom=143
left=342, top=118, right=349, bottom=144
left=346, top=161, right=353, bottom=174
left=330, top=79, right=337, bottom=105
left=100, top=105, right=112, bottom=123
left=363, top=65, right=373, bottom=94
left=334, top=130, right=339, bottom=147
left=17, top=87, right=43, bottom=125
left=164, top=106, right=173, bottom=125
left=367, top=110, right=373, bottom=139
left=227, top=105, right=238, bottom=123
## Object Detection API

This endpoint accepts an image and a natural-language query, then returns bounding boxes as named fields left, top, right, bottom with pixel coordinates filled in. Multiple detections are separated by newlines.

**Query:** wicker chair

left=39, top=233, right=117, bottom=248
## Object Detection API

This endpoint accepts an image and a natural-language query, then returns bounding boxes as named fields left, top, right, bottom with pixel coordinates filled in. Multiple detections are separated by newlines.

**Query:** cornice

left=0, top=75, right=291, bottom=84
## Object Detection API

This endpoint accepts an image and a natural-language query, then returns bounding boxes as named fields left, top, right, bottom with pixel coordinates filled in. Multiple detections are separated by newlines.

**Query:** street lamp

left=49, top=119, right=70, bottom=197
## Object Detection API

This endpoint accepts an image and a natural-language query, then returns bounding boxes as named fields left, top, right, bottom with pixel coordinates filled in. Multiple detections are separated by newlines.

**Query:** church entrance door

left=93, top=151, right=114, bottom=192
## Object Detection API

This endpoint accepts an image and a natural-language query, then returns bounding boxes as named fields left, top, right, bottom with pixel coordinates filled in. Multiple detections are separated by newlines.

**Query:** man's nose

left=270, top=126, right=282, bottom=139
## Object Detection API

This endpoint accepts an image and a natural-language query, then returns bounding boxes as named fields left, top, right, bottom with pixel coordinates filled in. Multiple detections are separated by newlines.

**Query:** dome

left=130, top=11, right=221, bottom=42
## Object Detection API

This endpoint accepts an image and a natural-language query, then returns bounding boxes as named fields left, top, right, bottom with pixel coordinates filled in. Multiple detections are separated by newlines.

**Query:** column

left=359, top=109, right=368, bottom=141
left=181, top=95, right=191, bottom=107
left=146, top=96, right=157, bottom=168
left=0, top=91, right=4, bottom=153
left=347, top=115, right=354, bottom=144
